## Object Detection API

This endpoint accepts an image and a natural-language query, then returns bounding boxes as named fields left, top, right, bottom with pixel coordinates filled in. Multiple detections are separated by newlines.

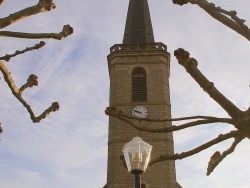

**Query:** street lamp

left=122, top=137, right=152, bottom=188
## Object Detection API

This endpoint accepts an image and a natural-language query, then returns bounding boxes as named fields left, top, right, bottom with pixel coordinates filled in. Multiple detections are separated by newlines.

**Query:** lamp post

left=122, top=137, right=152, bottom=188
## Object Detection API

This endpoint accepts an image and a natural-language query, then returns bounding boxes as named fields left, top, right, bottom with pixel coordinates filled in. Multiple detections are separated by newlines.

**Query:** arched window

left=132, top=67, right=147, bottom=102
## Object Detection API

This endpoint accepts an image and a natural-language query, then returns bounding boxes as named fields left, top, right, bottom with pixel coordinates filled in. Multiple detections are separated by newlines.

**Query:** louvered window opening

left=132, top=67, right=147, bottom=102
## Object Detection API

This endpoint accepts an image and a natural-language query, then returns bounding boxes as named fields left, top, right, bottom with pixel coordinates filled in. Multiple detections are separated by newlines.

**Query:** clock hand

left=133, top=110, right=142, bottom=114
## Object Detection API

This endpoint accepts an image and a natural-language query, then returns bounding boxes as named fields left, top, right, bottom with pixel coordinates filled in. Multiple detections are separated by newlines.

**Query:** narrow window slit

left=132, top=67, right=147, bottom=102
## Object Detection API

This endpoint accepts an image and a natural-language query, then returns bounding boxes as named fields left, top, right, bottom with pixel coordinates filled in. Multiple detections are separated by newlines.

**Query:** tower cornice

left=109, top=42, right=167, bottom=53
left=107, top=43, right=170, bottom=76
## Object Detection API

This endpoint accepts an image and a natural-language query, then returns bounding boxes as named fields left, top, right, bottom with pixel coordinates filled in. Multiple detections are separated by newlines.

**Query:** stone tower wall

left=106, top=44, right=181, bottom=188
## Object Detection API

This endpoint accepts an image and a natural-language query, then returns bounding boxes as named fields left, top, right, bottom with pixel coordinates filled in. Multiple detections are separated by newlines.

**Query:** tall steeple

left=105, top=0, right=182, bottom=187
left=123, top=0, right=155, bottom=44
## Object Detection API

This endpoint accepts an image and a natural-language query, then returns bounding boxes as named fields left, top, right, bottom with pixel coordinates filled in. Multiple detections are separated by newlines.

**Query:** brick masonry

left=106, top=43, right=182, bottom=188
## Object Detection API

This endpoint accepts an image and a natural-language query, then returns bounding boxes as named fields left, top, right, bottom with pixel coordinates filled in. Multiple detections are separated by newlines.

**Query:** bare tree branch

left=0, top=41, right=46, bottom=62
left=0, top=0, right=4, bottom=6
left=0, top=24, right=73, bottom=40
left=106, top=106, right=232, bottom=122
left=0, top=123, right=3, bottom=134
left=149, top=130, right=241, bottom=165
left=0, top=0, right=55, bottom=29
left=174, top=48, right=243, bottom=119
left=207, top=137, right=243, bottom=175
left=105, top=106, right=233, bottom=133
left=0, top=1, right=74, bottom=128
left=107, top=107, right=245, bottom=175
left=0, top=60, right=59, bottom=123
left=19, top=74, right=38, bottom=94
left=122, top=113, right=231, bottom=123
left=172, top=0, right=250, bottom=41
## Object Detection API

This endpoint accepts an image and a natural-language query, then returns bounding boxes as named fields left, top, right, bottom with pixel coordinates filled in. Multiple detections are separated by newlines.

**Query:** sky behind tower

left=0, top=0, right=250, bottom=188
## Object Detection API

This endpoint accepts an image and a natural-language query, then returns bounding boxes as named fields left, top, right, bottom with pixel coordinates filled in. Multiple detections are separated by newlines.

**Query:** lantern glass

left=122, top=137, right=152, bottom=173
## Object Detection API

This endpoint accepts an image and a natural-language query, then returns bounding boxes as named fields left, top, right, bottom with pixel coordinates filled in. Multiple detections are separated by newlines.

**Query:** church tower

left=105, top=0, right=181, bottom=187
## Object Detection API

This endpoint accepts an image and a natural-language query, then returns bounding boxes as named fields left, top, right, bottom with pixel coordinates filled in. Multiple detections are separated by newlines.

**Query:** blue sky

left=0, top=0, right=250, bottom=187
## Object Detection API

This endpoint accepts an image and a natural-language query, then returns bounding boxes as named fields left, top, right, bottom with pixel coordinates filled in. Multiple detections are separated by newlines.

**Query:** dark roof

left=123, top=0, right=155, bottom=44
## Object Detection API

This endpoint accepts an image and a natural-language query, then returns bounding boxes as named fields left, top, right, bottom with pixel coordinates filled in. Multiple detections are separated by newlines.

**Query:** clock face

left=132, top=106, right=148, bottom=118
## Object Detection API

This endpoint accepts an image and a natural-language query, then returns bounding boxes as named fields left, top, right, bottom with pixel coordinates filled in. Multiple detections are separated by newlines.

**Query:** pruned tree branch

left=0, top=41, right=46, bottom=62
left=207, top=137, right=243, bottom=175
left=105, top=106, right=233, bottom=133
left=0, top=60, right=59, bottom=123
left=0, top=0, right=55, bottom=29
left=32, top=102, right=59, bottom=123
left=106, top=105, right=247, bottom=175
left=123, top=113, right=231, bottom=123
left=0, top=24, right=73, bottom=40
left=0, top=123, right=3, bottom=134
left=173, top=48, right=250, bottom=139
left=0, top=1, right=74, bottom=127
left=172, top=0, right=250, bottom=41
left=149, top=130, right=242, bottom=166
left=19, top=74, right=38, bottom=94
left=174, top=48, right=243, bottom=119
left=0, top=0, right=4, bottom=6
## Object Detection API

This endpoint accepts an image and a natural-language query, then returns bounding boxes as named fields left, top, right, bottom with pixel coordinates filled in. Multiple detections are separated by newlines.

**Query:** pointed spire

left=123, top=0, right=155, bottom=44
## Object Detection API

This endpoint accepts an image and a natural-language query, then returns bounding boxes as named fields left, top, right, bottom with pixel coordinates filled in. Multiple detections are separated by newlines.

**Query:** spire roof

left=123, top=0, right=155, bottom=44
